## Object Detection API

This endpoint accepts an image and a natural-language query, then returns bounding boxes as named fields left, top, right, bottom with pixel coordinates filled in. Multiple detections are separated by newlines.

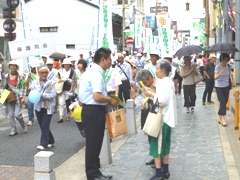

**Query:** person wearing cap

left=41, top=55, right=48, bottom=67
left=25, top=62, right=39, bottom=126
left=116, top=53, right=133, bottom=104
left=111, top=51, right=118, bottom=68
left=122, top=51, right=127, bottom=61
left=202, top=54, right=216, bottom=106
left=31, top=66, right=56, bottom=151
left=69, top=56, right=78, bottom=70
left=134, top=53, right=145, bottom=70
left=141, top=50, right=149, bottom=64
left=5, top=60, right=27, bottom=136
left=46, top=59, right=59, bottom=83
left=57, top=58, right=75, bottom=123
left=79, top=48, right=118, bottom=180
left=144, top=51, right=159, bottom=77
left=79, top=52, right=84, bottom=59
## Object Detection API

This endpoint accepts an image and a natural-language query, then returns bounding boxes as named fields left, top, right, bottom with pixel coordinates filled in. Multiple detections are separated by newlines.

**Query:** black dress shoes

left=102, top=174, right=113, bottom=179
left=146, top=159, right=155, bottom=165
left=93, top=175, right=112, bottom=180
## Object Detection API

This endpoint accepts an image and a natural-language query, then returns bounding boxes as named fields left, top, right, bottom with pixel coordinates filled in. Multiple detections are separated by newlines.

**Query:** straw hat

left=126, top=58, right=136, bottom=67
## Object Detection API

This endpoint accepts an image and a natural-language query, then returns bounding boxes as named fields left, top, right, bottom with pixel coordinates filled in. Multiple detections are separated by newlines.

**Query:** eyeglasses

left=39, top=71, right=48, bottom=74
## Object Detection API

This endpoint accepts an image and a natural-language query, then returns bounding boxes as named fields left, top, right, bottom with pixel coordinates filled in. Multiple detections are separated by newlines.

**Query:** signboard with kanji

left=8, top=36, right=56, bottom=59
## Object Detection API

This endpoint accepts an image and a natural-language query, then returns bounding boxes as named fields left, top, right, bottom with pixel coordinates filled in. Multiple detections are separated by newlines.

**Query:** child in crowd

left=69, top=99, right=85, bottom=138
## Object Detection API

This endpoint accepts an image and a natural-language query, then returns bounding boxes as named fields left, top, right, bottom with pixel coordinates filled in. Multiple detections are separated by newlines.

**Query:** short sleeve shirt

left=79, top=63, right=107, bottom=105
left=215, top=64, right=230, bottom=88
left=180, top=65, right=195, bottom=85
left=204, top=62, right=215, bottom=79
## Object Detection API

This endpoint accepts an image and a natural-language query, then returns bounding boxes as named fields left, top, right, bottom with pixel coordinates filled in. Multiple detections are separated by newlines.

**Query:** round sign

left=7, top=0, right=20, bottom=9
left=3, top=19, right=16, bottom=33
left=159, top=17, right=166, bottom=26
left=126, top=37, right=134, bottom=45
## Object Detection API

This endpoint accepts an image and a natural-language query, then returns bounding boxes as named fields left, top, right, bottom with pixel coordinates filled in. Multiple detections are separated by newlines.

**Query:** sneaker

left=47, top=144, right=55, bottom=148
left=191, top=107, right=194, bottom=112
left=206, top=101, right=215, bottom=104
left=37, top=146, right=46, bottom=151
left=27, top=121, right=34, bottom=126
left=57, top=119, right=64, bottom=123
left=202, top=102, right=206, bottom=105
left=23, top=126, right=28, bottom=133
left=9, top=132, right=18, bottom=136
left=186, top=107, right=190, bottom=113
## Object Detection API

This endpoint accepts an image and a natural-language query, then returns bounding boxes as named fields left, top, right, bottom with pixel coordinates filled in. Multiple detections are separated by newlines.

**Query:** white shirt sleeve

left=155, top=79, right=169, bottom=107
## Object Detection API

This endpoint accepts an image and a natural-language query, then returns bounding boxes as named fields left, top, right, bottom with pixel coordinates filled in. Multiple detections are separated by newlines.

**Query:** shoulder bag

left=55, top=72, right=64, bottom=94
left=193, top=69, right=204, bottom=84
left=118, top=64, right=131, bottom=90
left=142, top=99, right=164, bottom=138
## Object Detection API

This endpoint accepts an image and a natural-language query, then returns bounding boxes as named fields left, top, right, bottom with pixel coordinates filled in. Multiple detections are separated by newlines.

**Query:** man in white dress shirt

left=116, top=54, right=132, bottom=103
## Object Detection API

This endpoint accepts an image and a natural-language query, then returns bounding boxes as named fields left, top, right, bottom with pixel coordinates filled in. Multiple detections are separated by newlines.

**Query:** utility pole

left=222, top=0, right=228, bottom=42
left=204, top=0, right=209, bottom=49
left=235, top=0, right=240, bottom=84
left=122, top=0, right=125, bottom=51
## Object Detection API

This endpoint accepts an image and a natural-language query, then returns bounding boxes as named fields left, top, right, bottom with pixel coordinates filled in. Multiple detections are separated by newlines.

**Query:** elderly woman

left=180, top=56, right=198, bottom=113
left=144, top=60, right=177, bottom=180
left=215, top=53, right=232, bottom=126
left=57, top=58, right=75, bottom=122
left=31, top=67, right=56, bottom=150
left=5, top=60, right=27, bottom=136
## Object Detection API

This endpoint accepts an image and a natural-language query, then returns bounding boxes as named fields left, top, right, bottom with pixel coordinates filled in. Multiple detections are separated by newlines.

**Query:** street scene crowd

left=0, top=46, right=236, bottom=180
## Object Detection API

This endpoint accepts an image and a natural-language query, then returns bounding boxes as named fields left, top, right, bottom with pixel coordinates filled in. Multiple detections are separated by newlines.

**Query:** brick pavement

left=0, top=166, right=34, bottom=180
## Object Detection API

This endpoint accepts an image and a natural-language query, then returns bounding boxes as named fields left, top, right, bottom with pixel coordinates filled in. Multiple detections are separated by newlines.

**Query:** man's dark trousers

left=118, top=80, right=130, bottom=103
left=202, top=78, right=215, bottom=102
left=82, top=105, right=106, bottom=179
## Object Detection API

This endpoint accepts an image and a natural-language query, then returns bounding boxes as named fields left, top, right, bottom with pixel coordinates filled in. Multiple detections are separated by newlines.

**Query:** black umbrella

left=207, top=42, right=239, bottom=52
left=49, top=52, right=66, bottom=60
left=175, top=45, right=203, bottom=57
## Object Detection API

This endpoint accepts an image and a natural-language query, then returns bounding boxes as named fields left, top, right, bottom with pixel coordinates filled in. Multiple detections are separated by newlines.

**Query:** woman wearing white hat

left=5, top=60, right=27, bottom=136
left=57, top=58, right=76, bottom=123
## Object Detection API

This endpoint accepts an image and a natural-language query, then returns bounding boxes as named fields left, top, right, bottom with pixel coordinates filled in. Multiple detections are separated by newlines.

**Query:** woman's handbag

left=142, top=99, right=163, bottom=138
left=7, top=89, right=16, bottom=103
left=106, top=107, right=128, bottom=138
left=193, top=70, right=204, bottom=84
left=55, top=81, right=64, bottom=94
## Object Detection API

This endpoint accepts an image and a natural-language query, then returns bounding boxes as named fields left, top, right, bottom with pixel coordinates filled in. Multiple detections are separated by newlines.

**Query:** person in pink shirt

left=202, top=53, right=209, bottom=66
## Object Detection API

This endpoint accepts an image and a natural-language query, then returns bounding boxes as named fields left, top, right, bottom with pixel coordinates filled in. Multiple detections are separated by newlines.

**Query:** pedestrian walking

left=144, top=60, right=177, bottom=180
left=180, top=56, right=198, bottom=113
left=202, top=54, right=216, bottom=105
left=214, top=53, right=232, bottom=127
left=5, top=60, right=27, bottom=136
left=116, top=54, right=132, bottom=104
left=31, top=66, right=56, bottom=151
left=79, top=47, right=118, bottom=180
left=196, top=54, right=204, bottom=78
left=57, top=58, right=75, bottom=123
left=25, top=62, right=39, bottom=126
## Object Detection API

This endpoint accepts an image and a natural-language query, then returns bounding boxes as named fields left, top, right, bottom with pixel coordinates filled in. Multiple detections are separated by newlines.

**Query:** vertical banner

left=145, top=28, right=153, bottom=54
left=98, top=0, right=114, bottom=49
left=156, top=15, right=171, bottom=57
left=135, top=15, right=142, bottom=48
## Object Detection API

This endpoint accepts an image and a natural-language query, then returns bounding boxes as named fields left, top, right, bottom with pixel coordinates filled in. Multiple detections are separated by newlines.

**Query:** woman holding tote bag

left=144, top=60, right=177, bottom=180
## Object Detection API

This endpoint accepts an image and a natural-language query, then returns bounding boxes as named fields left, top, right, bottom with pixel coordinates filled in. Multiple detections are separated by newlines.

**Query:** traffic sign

left=4, top=33, right=16, bottom=41
left=7, top=0, right=19, bottom=9
left=126, top=37, right=134, bottom=45
left=3, top=8, right=16, bottom=18
left=3, top=18, right=16, bottom=32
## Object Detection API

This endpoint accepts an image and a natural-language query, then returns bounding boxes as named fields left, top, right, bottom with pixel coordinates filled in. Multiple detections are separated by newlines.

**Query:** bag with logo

left=106, top=108, right=128, bottom=138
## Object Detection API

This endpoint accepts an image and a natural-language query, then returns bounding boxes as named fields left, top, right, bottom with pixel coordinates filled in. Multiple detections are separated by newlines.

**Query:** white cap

left=122, top=51, right=126, bottom=55
left=133, top=51, right=137, bottom=54
left=9, top=60, right=19, bottom=69
left=143, top=50, right=147, bottom=53
left=38, top=66, right=49, bottom=72
left=46, top=59, right=53, bottom=65
left=150, top=50, right=160, bottom=57
left=137, top=53, right=142, bottom=57
left=62, top=58, right=72, bottom=65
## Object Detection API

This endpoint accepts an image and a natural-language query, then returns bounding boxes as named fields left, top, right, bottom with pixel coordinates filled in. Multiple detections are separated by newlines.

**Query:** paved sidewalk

left=101, top=86, right=237, bottom=180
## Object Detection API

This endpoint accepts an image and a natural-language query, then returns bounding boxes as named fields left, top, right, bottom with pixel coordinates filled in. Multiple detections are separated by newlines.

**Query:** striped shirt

left=215, top=64, right=230, bottom=88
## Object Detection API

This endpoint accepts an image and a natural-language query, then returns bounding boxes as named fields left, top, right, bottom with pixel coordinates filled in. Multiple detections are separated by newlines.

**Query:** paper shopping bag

left=106, top=109, right=128, bottom=138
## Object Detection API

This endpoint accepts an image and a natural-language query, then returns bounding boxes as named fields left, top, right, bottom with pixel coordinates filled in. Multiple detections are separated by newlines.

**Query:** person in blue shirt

left=79, top=47, right=118, bottom=180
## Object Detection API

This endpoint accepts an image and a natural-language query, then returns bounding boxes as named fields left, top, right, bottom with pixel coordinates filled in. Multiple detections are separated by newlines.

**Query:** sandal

left=57, top=119, right=63, bottom=123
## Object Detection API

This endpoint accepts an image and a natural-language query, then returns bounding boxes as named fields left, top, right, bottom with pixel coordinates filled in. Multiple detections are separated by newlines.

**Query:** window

left=40, top=26, right=58, bottom=32
left=118, top=0, right=128, bottom=4
left=66, top=45, right=75, bottom=49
